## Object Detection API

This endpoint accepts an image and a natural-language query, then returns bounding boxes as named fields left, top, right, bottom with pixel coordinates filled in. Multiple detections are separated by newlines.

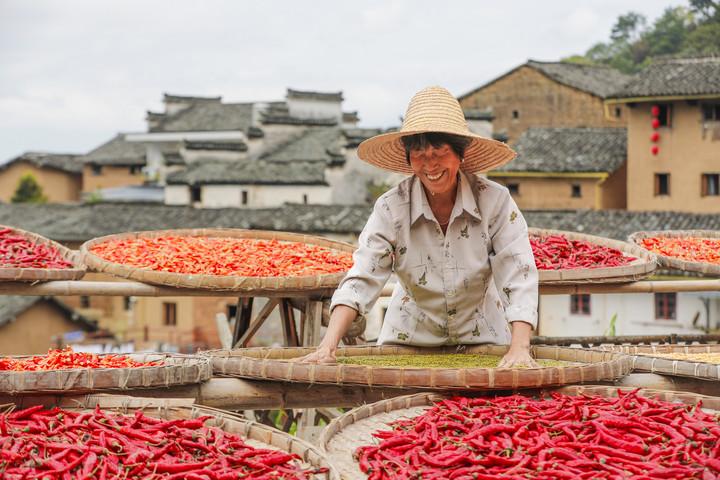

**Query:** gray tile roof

left=463, top=109, right=494, bottom=121
left=1, top=203, right=719, bottom=245
left=166, top=160, right=328, bottom=186
left=184, top=141, right=248, bottom=152
left=153, top=103, right=254, bottom=133
left=0, top=296, right=97, bottom=331
left=460, top=60, right=632, bottom=100
left=500, top=128, right=627, bottom=173
left=82, top=134, right=148, bottom=166
left=1, top=152, right=83, bottom=174
left=259, top=104, right=338, bottom=126
left=0, top=203, right=371, bottom=241
left=342, top=128, right=384, bottom=148
left=287, top=89, right=343, bottom=102
left=261, top=127, right=345, bottom=164
left=608, top=56, right=720, bottom=99
left=163, top=94, right=222, bottom=103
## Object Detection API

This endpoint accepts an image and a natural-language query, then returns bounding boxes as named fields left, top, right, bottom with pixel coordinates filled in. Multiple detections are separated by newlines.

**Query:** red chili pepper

left=90, top=236, right=353, bottom=277
left=0, top=228, right=73, bottom=269
left=0, top=346, right=162, bottom=371
left=641, top=236, right=720, bottom=265
left=531, top=234, right=635, bottom=270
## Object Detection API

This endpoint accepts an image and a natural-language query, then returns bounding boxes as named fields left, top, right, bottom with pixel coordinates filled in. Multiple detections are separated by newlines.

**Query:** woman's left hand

left=498, top=345, right=538, bottom=368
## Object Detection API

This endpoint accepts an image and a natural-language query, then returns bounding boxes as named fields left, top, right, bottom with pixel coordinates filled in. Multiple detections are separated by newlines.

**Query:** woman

left=301, top=86, right=538, bottom=367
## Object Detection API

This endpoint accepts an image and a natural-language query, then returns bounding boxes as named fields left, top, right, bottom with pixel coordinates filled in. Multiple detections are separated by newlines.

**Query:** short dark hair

left=402, top=132, right=471, bottom=165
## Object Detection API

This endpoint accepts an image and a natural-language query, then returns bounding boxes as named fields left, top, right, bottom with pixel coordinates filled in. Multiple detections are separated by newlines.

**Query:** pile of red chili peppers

left=0, top=405, right=327, bottom=479
left=0, top=228, right=73, bottom=269
left=356, top=390, right=720, bottom=480
left=0, top=347, right=161, bottom=371
left=640, top=236, right=720, bottom=266
left=90, top=237, right=353, bottom=277
left=531, top=235, right=635, bottom=270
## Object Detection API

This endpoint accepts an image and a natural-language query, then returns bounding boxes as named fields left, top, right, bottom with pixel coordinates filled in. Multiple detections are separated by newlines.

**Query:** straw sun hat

left=358, top=86, right=516, bottom=174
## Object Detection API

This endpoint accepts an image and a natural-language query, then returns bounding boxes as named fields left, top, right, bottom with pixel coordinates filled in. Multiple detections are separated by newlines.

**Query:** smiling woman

left=297, top=86, right=539, bottom=368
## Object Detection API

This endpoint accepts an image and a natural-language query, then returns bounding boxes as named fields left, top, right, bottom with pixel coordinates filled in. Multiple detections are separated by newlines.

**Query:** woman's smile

left=425, top=170, right=446, bottom=182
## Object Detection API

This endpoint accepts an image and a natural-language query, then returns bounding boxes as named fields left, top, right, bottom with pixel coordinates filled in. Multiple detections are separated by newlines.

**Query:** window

left=656, top=104, right=672, bottom=127
left=702, top=174, right=720, bottom=196
left=702, top=103, right=720, bottom=122
left=91, top=165, right=102, bottom=176
left=507, top=183, right=519, bottom=195
left=190, top=186, right=201, bottom=203
left=512, top=110, right=519, bottom=119
left=655, top=293, right=676, bottom=320
left=570, top=294, right=591, bottom=315
left=302, top=194, right=309, bottom=204
left=614, top=107, right=622, bottom=118
left=129, top=165, right=142, bottom=175
left=80, top=296, right=90, bottom=308
left=654, top=173, right=670, bottom=196
left=571, top=184, right=582, bottom=198
left=163, top=302, right=177, bottom=326
left=241, top=190, right=249, bottom=205
left=123, top=296, right=132, bottom=311
left=227, top=304, right=238, bottom=323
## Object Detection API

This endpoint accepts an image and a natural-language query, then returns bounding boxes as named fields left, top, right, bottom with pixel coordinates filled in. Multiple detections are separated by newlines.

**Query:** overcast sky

left=0, top=0, right=675, bottom=162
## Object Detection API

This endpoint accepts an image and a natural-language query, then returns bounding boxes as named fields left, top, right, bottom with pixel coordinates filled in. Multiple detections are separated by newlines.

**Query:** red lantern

left=652, top=118, right=660, bottom=129
left=651, top=105, right=661, bottom=117
left=651, top=132, right=660, bottom=142
left=651, top=146, right=659, bottom=155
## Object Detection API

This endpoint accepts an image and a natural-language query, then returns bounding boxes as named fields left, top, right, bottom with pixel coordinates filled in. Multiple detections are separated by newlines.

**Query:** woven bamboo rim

left=0, top=353, right=211, bottom=394
left=629, top=229, right=720, bottom=277
left=80, top=228, right=355, bottom=291
left=207, top=345, right=631, bottom=390
left=0, top=224, right=85, bottom=281
left=599, top=343, right=720, bottom=380
left=530, top=228, right=657, bottom=284
left=4, top=395, right=338, bottom=479
left=319, top=386, right=720, bottom=480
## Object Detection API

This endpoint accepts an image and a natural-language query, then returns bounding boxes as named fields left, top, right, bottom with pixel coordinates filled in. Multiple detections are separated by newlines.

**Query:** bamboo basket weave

left=629, top=230, right=720, bottom=277
left=209, top=345, right=631, bottom=390
left=599, top=344, right=720, bottom=381
left=318, top=386, right=720, bottom=480
left=80, top=228, right=356, bottom=291
left=0, top=224, right=85, bottom=281
left=0, top=353, right=211, bottom=394
left=4, top=395, right=338, bottom=479
left=530, top=228, right=656, bottom=284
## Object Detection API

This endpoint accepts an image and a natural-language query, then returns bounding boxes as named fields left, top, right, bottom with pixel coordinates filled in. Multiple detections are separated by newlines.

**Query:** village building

left=605, top=56, right=720, bottom=214
left=458, top=60, right=631, bottom=144
left=0, top=295, right=98, bottom=354
left=489, top=127, right=627, bottom=210
left=0, top=152, right=82, bottom=203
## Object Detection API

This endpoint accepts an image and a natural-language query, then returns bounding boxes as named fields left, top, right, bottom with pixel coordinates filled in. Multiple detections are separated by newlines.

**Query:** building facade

left=0, top=153, right=82, bottom=203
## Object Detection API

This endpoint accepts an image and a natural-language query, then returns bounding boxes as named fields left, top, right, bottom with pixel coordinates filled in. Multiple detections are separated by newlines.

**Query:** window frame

left=654, top=173, right=670, bottom=196
left=190, top=186, right=202, bottom=203
left=163, top=302, right=177, bottom=326
left=241, top=190, right=249, bottom=206
left=506, top=183, right=519, bottom=196
left=571, top=184, right=582, bottom=198
left=702, top=103, right=720, bottom=122
left=570, top=294, right=591, bottom=315
left=701, top=173, right=720, bottom=197
left=656, top=104, right=672, bottom=127
left=91, top=165, right=103, bottom=176
left=654, top=293, right=677, bottom=321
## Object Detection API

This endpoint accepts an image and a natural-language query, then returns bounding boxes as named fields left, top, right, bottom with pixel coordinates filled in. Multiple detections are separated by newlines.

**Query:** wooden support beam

left=231, top=297, right=253, bottom=346
left=279, top=299, right=299, bottom=347
left=235, top=299, right=280, bottom=348
left=303, top=300, right=323, bottom=347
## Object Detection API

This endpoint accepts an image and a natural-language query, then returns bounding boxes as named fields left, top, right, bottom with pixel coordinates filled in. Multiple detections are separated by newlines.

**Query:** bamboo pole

left=531, top=334, right=720, bottom=346
left=1, top=374, right=718, bottom=409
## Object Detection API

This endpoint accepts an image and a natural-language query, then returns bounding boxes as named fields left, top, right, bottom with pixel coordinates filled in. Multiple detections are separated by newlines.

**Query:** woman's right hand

left=295, top=346, right=337, bottom=364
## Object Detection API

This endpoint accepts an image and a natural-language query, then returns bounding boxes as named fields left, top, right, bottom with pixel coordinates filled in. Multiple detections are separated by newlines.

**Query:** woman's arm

left=296, top=305, right=358, bottom=363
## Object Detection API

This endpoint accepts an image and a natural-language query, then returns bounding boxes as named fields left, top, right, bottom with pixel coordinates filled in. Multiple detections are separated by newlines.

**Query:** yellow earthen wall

left=82, top=165, right=144, bottom=193
left=0, top=162, right=81, bottom=203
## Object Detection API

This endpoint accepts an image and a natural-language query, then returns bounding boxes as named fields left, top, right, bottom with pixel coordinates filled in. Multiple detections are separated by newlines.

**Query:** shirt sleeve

left=487, top=189, right=539, bottom=328
left=330, top=197, right=396, bottom=318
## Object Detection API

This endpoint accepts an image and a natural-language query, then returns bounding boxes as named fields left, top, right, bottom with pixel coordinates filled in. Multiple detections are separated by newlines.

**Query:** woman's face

left=408, top=143, right=461, bottom=197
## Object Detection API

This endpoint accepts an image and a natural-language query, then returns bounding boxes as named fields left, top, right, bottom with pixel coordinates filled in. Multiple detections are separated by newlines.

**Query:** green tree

left=682, top=21, right=720, bottom=53
left=643, top=7, right=693, bottom=58
left=689, top=0, right=720, bottom=23
left=11, top=173, right=47, bottom=203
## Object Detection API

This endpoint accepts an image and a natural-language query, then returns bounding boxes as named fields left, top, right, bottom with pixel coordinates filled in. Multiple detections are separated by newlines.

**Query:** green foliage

left=569, top=2, right=720, bottom=73
left=366, top=180, right=393, bottom=203
left=11, top=173, right=47, bottom=204
left=604, top=313, right=618, bottom=337
left=85, top=190, right=103, bottom=204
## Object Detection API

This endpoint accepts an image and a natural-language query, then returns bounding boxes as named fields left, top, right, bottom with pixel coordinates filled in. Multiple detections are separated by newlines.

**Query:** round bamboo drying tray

left=5, top=395, right=339, bottom=479
left=629, top=229, right=720, bottom=277
left=0, top=224, right=85, bottom=281
left=80, top=228, right=356, bottom=291
left=208, top=345, right=631, bottom=390
left=530, top=228, right=656, bottom=284
left=319, top=386, right=720, bottom=480
left=0, top=353, right=211, bottom=394
left=599, top=343, right=720, bottom=381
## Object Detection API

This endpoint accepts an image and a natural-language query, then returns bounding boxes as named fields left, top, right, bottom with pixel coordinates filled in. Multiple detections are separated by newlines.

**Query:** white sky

left=0, top=0, right=675, bottom=162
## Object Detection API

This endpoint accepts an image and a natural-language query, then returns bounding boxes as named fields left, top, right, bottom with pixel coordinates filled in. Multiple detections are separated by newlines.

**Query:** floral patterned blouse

left=330, top=171, right=538, bottom=346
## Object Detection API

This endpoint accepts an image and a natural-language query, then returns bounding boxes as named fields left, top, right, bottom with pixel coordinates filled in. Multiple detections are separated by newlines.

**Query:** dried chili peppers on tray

left=0, top=406, right=327, bottom=479
left=0, top=347, right=161, bottom=371
left=90, top=236, right=353, bottom=277
left=640, top=236, right=720, bottom=265
left=531, top=234, right=635, bottom=270
left=356, top=390, right=720, bottom=480
left=0, top=227, right=73, bottom=269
